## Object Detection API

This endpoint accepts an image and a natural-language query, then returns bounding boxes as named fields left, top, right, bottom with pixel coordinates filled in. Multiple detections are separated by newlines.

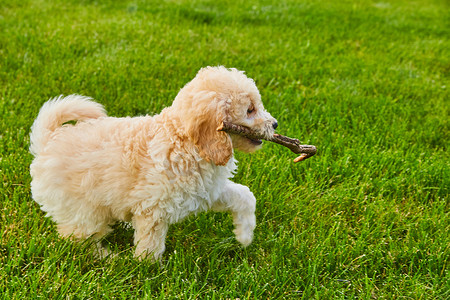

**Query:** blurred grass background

left=0, top=0, right=448, bottom=298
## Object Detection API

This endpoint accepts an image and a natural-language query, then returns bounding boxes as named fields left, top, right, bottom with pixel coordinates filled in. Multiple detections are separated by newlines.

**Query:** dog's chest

left=142, top=156, right=237, bottom=224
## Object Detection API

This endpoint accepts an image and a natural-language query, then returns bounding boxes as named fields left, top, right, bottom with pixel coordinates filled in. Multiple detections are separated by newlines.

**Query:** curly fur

left=29, top=66, right=277, bottom=260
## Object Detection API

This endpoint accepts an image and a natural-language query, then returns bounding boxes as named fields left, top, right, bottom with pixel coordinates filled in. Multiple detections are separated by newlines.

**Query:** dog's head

left=172, top=66, right=277, bottom=166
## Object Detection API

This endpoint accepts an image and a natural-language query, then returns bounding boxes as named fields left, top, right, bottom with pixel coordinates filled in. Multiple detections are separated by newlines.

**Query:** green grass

left=1, top=0, right=448, bottom=298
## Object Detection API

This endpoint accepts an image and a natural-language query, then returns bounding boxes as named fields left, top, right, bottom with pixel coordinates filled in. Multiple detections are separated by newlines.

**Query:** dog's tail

left=30, top=95, right=106, bottom=156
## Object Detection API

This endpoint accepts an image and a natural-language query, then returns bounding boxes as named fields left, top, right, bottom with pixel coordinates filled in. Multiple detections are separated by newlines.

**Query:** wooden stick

left=217, top=122, right=317, bottom=162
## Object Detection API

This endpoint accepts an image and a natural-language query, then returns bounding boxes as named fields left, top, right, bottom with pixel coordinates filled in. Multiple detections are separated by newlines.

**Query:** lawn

left=0, top=0, right=448, bottom=298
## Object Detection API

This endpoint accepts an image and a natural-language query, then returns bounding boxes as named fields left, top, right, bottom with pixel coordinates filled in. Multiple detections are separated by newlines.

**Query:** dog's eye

left=247, top=105, right=255, bottom=115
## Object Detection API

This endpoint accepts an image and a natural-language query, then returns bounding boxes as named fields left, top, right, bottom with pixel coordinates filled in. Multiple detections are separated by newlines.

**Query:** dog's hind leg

left=55, top=205, right=114, bottom=241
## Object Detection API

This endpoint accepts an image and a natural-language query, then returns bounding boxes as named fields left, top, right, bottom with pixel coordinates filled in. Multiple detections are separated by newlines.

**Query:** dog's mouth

left=247, top=137, right=263, bottom=145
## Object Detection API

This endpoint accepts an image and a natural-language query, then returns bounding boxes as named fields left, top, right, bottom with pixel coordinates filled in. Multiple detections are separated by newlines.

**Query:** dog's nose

left=272, top=121, right=278, bottom=130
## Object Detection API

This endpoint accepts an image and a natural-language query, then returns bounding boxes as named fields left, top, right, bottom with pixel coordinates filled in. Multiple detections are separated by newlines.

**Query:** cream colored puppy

left=30, top=66, right=278, bottom=260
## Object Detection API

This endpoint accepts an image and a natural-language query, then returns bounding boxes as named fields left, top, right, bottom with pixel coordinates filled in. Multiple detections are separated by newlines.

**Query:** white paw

left=234, top=213, right=256, bottom=247
left=134, top=247, right=164, bottom=262
left=235, top=229, right=253, bottom=247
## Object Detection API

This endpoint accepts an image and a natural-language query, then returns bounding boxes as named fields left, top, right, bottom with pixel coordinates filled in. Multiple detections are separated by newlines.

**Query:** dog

left=30, top=66, right=278, bottom=260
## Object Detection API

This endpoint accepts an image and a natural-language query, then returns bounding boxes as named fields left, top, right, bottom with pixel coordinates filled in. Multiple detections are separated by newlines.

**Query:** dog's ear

left=184, top=91, right=233, bottom=166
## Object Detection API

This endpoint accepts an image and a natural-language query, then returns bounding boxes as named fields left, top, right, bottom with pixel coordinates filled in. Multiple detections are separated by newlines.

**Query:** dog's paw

left=233, top=213, right=256, bottom=247
left=235, top=230, right=253, bottom=247
left=93, top=242, right=113, bottom=259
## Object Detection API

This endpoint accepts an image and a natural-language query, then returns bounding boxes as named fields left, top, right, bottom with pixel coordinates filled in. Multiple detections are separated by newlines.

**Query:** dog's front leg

left=132, top=212, right=168, bottom=261
left=213, top=181, right=257, bottom=246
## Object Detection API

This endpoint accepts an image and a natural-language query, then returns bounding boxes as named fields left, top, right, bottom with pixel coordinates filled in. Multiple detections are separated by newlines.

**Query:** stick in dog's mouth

left=217, top=122, right=317, bottom=163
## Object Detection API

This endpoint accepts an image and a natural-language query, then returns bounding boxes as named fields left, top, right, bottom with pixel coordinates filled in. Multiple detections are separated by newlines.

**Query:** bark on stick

left=217, top=122, right=317, bottom=162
